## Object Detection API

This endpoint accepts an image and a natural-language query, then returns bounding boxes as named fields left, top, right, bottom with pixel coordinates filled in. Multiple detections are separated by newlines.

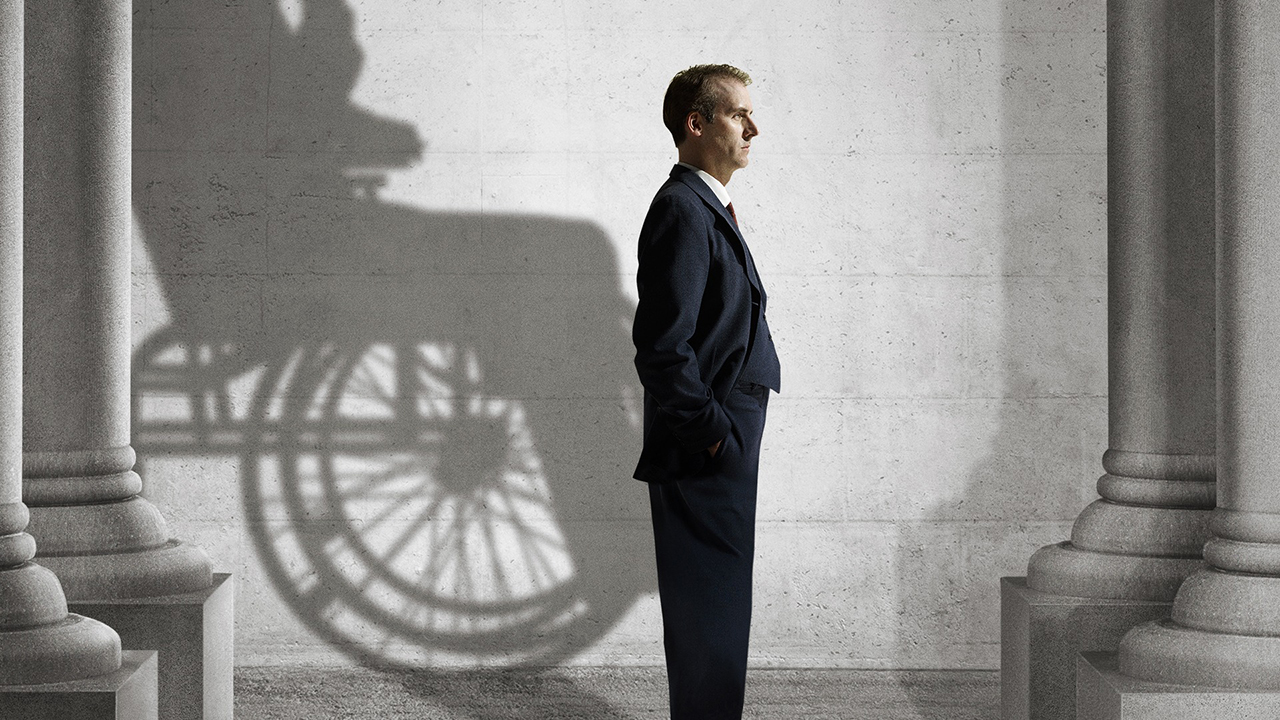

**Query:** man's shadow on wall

left=131, top=1, right=648, bottom=714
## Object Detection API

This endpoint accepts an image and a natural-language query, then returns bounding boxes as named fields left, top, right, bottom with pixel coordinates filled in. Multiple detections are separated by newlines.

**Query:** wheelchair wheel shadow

left=130, top=0, right=653, bottom=707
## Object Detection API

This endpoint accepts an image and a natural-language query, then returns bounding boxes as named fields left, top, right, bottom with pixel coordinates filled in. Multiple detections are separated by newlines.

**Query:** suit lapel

left=670, top=166, right=763, bottom=294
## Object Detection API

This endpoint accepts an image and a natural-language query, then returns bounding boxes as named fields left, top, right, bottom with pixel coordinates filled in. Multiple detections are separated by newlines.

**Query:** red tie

left=727, top=202, right=738, bottom=224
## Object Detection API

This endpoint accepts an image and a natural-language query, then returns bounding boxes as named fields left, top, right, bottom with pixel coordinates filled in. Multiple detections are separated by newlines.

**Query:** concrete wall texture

left=127, top=0, right=1106, bottom=670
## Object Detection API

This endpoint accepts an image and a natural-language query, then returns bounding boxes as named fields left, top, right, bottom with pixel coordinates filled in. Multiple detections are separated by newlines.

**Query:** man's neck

left=676, top=162, right=732, bottom=207
left=676, top=152, right=733, bottom=187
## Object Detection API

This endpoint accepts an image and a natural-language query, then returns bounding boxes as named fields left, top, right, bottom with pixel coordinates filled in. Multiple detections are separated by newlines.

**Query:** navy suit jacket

left=632, top=164, right=780, bottom=483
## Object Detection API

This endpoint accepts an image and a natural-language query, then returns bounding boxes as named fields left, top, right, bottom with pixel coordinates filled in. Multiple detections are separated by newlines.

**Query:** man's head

left=663, top=64, right=759, bottom=185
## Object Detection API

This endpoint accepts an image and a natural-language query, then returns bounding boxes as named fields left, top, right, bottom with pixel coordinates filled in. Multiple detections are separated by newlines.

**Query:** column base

left=69, top=573, right=233, bottom=720
left=1077, top=651, right=1280, bottom=719
left=1120, top=616, right=1280, bottom=689
left=1001, top=577, right=1172, bottom=720
left=1027, top=541, right=1204, bottom=601
left=0, top=649, right=158, bottom=719
left=0, top=608, right=121, bottom=685
left=37, top=538, right=213, bottom=600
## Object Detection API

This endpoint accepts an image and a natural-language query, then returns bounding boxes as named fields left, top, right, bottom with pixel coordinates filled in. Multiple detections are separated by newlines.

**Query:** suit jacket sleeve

left=633, top=192, right=732, bottom=453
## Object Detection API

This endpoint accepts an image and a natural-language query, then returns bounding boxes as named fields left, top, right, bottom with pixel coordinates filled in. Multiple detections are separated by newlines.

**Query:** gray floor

left=235, top=667, right=999, bottom=719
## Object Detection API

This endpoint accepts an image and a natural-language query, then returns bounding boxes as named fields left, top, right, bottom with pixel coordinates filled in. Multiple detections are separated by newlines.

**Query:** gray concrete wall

left=128, top=0, right=1106, bottom=670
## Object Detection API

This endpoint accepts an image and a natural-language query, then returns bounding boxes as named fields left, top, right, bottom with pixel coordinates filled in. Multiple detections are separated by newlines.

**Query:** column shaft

left=1119, top=0, right=1280, bottom=689
left=1026, top=0, right=1215, bottom=602
left=0, top=0, right=121, bottom=685
left=22, top=0, right=211, bottom=599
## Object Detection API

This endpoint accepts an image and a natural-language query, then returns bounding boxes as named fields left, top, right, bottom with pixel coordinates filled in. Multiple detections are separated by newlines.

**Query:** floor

left=235, top=667, right=999, bottom=719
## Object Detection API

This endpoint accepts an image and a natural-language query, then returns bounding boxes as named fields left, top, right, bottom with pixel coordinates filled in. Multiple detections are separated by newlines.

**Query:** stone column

left=21, top=2, right=232, bottom=718
left=0, top=0, right=141, bottom=696
left=1078, top=3, right=1280, bottom=714
left=1001, top=2, right=1216, bottom=718
left=23, top=0, right=210, bottom=603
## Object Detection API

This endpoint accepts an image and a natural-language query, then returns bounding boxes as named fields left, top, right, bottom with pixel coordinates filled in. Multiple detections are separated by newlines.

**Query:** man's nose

left=745, top=117, right=759, bottom=137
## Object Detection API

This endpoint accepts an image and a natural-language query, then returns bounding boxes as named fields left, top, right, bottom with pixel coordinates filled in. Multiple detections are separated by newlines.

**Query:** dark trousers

left=648, top=384, right=769, bottom=720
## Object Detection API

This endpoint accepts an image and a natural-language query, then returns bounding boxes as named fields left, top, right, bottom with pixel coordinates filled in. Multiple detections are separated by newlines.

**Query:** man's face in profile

left=696, top=79, right=759, bottom=180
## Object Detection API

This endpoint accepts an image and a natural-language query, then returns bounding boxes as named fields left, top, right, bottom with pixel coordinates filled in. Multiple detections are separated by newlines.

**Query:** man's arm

left=633, top=193, right=731, bottom=455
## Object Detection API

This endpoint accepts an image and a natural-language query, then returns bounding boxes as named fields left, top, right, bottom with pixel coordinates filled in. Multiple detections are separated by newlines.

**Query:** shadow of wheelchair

left=131, top=0, right=652, bottom=669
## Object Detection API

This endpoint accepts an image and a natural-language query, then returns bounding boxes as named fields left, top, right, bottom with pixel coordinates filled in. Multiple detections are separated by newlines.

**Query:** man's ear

left=685, top=112, right=703, bottom=138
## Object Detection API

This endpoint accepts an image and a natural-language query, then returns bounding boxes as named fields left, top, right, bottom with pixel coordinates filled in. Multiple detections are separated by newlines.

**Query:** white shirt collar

left=677, top=162, right=732, bottom=208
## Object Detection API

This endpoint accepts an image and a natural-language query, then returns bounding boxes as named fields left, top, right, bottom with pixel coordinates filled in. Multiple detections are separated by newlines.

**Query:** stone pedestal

left=1077, top=652, right=1280, bottom=720
left=0, top=650, right=159, bottom=720
left=70, top=574, right=234, bottom=720
left=1001, top=578, right=1172, bottom=720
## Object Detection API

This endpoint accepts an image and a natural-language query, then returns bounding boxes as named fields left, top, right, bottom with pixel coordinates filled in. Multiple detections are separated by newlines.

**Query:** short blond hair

left=662, top=64, right=752, bottom=146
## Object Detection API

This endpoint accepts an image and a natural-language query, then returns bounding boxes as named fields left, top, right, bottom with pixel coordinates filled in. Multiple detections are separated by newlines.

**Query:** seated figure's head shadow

left=131, top=0, right=651, bottom=672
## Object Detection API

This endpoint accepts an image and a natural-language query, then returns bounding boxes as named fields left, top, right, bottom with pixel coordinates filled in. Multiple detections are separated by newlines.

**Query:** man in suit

left=632, top=64, right=782, bottom=720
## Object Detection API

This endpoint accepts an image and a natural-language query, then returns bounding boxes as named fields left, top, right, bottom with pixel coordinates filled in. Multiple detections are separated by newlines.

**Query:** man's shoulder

left=641, top=186, right=712, bottom=242
left=649, top=172, right=712, bottom=216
